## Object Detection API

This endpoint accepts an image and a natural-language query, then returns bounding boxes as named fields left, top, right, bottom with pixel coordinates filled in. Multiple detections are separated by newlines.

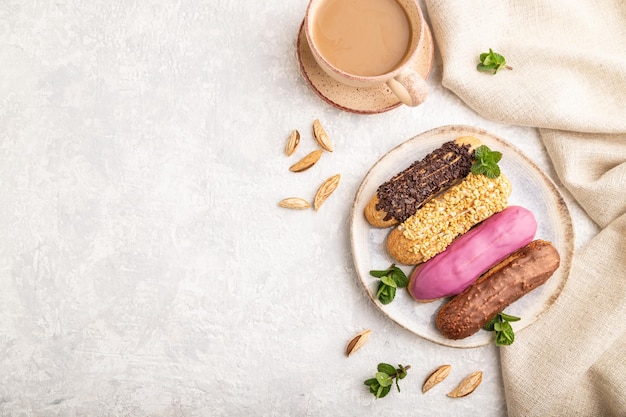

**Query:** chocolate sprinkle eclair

left=364, top=137, right=481, bottom=228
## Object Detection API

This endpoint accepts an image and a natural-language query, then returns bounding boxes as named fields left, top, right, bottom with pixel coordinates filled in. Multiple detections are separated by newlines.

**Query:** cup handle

left=386, top=69, right=429, bottom=107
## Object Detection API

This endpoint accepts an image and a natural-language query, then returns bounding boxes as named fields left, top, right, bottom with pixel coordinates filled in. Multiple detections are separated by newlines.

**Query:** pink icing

left=408, top=205, right=537, bottom=301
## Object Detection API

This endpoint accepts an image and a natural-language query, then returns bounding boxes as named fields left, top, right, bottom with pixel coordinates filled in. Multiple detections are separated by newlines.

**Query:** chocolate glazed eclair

left=364, top=137, right=482, bottom=228
left=435, top=240, right=561, bottom=340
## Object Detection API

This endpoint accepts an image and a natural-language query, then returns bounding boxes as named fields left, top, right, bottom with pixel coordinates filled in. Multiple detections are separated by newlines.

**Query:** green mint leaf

left=369, top=268, right=392, bottom=278
left=471, top=163, right=486, bottom=177
left=484, top=312, right=519, bottom=346
left=491, top=51, right=507, bottom=74
left=491, top=50, right=506, bottom=66
left=375, top=372, right=393, bottom=387
left=496, top=332, right=511, bottom=346
left=378, top=363, right=397, bottom=375
left=393, top=365, right=410, bottom=391
left=483, top=315, right=498, bottom=331
left=364, top=378, right=378, bottom=386
left=366, top=364, right=410, bottom=399
left=495, top=322, right=512, bottom=345
left=391, top=267, right=409, bottom=288
left=372, top=264, right=405, bottom=304
left=471, top=145, right=502, bottom=178
left=485, top=49, right=497, bottom=65
left=482, top=152, right=496, bottom=164
left=496, top=325, right=515, bottom=346
left=474, top=145, right=487, bottom=159
left=478, top=49, right=511, bottom=74
left=481, top=150, right=500, bottom=164
left=492, top=50, right=505, bottom=61
left=474, top=145, right=492, bottom=160
left=397, top=365, right=407, bottom=380
left=477, top=63, right=496, bottom=73
left=499, top=312, right=520, bottom=322
left=377, top=283, right=396, bottom=305
left=380, top=275, right=397, bottom=288
left=375, top=282, right=386, bottom=299
left=378, top=385, right=392, bottom=398
left=500, top=321, right=515, bottom=340
left=483, top=164, right=501, bottom=179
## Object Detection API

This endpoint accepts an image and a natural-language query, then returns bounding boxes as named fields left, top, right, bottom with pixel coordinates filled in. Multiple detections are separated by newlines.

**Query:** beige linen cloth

left=424, top=0, right=626, bottom=416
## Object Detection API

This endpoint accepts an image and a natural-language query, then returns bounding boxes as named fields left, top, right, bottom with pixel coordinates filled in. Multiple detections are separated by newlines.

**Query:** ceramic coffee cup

left=304, top=0, right=429, bottom=107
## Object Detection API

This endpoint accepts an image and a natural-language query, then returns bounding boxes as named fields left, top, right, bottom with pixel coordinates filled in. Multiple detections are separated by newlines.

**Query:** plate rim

left=349, top=124, right=574, bottom=348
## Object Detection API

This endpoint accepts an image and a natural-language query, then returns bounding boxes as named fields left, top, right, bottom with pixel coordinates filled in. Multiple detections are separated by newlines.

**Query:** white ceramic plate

left=350, top=125, right=574, bottom=348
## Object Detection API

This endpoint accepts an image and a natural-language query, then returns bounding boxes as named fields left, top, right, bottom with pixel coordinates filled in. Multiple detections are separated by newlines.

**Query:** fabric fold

left=500, top=212, right=626, bottom=416
left=424, top=0, right=626, bottom=415
left=541, top=130, right=626, bottom=228
left=425, top=0, right=626, bottom=133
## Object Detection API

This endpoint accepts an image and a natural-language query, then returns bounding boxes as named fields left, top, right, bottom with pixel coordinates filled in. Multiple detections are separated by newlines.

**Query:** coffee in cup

left=305, top=0, right=429, bottom=107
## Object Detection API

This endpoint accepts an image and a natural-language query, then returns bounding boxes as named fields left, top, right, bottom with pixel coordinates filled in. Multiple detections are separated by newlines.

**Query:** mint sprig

left=370, top=265, right=408, bottom=305
left=483, top=312, right=521, bottom=346
left=477, top=48, right=512, bottom=74
left=471, top=145, right=502, bottom=179
left=364, top=363, right=411, bottom=399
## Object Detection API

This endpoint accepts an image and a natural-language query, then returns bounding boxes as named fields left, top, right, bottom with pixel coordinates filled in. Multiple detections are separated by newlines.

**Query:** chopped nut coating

left=395, top=173, right=512, bottom=263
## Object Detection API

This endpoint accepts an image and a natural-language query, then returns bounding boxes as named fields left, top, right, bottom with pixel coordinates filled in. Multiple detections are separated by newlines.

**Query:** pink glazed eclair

left=408, top=206, right=537, bottom=302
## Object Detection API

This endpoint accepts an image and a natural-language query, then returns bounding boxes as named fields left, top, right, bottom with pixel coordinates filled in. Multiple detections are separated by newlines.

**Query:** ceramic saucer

left=296, top=20, right=434, bottom=114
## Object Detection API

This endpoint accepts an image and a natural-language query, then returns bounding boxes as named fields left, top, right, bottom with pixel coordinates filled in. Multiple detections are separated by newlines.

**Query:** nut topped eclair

left=386, top=172, right=512, bottom=265
left=365, top=136, right=482, bottom=228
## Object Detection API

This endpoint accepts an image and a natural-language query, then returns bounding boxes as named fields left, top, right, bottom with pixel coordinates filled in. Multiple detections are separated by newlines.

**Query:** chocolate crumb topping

left=375, top=141, right=474, bottom=222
